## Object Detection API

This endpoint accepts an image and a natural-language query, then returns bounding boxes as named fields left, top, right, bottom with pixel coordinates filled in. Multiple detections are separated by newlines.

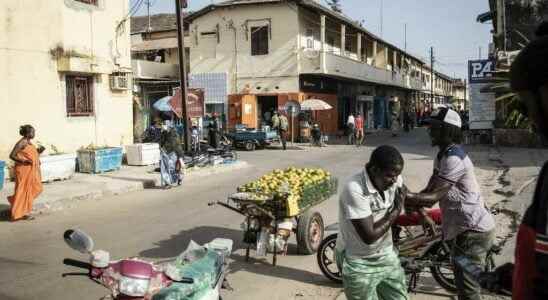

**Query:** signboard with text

left=468, top=59, right=496, bottom=129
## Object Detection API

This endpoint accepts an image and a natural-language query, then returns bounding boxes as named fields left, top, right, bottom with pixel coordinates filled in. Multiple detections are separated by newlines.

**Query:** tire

left=429, top=242, right=457, bottom=292
left=317, top=233, right=342, bottom=284
left=297, top=210, right=324, bottom=255
left=244, top=141, right=255, bottom=151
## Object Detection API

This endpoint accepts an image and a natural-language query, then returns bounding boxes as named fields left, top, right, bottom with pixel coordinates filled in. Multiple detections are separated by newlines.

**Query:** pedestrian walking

left=336, top=145, right=408, bottom=300
left=355, top=113, right=365, bottom=146
left=404, top=107, right=495, bottom=300
left=159, top=125, right=184, bottom=189
left=481, top=21, right=548, bottom=300
left=7, top=125, right=44, bottom=221
left=347, top=114, right=356, bottom=145
left=208, top=113, right=221, bottom=149
left=278, top=112, right=289, bottom=150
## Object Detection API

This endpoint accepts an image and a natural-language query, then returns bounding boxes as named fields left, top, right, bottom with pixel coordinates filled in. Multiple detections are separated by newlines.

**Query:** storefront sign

left=169, top=87, right=205, bottom=118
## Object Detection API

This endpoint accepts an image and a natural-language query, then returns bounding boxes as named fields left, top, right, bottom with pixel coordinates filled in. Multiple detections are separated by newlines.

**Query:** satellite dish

left=284, top=100, right=300, bottom=117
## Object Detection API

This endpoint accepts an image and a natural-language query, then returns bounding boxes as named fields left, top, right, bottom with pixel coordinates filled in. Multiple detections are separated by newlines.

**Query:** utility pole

left=175, top=0, right=190, bottom=152
left=430, top=47, right=434, bottom=110
left=404, top=23, right=407, bottom=52
left=146, top=0, right=152, bottom=32
left=380, top=0, right=383, bottom=37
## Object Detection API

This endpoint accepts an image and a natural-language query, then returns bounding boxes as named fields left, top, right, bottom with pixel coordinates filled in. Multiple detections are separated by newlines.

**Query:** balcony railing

left=132, top=60, right=179, bottom=80
left=299, top=50, right=422, bottom=90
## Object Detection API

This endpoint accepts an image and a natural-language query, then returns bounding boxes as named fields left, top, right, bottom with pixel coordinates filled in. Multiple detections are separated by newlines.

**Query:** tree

left=326, top=0, right=342, bottom=13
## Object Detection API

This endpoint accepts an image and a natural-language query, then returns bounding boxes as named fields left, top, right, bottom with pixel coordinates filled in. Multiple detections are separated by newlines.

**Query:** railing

left=132, top=60, right=179, bottom=79
left=300, top=50, right=422, bottom=90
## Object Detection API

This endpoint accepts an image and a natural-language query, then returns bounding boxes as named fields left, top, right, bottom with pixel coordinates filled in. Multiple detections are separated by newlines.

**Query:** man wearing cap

left=404, top=107, right=495, bottom=300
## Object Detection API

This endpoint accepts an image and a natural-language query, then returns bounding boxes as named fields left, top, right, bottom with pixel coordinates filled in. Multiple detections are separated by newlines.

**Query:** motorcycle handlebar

left=63, top=258, right=91, bottom=270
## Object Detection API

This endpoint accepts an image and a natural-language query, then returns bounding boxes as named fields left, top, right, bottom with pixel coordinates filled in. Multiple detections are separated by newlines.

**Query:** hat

left=426, top=107, right=462, bottom=128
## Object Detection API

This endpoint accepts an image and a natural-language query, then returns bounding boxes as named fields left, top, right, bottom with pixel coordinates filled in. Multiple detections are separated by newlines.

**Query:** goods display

left=236, top=167, right=337, bottom=216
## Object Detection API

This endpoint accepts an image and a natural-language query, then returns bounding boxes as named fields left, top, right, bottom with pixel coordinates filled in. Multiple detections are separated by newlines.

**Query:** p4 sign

left=468, top=59, right=495, bottom=83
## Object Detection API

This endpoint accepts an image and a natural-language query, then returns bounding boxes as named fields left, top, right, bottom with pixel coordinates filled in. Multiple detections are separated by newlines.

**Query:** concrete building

left=451, top=79, right=468, bottom=111
left=185, top=0, right=456, bottom=136
left=130, top=14, right=183, bottom=141
left=0, top=0, right=133, bottom=161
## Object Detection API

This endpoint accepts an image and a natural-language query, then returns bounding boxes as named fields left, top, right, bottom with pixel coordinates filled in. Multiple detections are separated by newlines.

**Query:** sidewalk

left=0, top=160, right=249, bottom=215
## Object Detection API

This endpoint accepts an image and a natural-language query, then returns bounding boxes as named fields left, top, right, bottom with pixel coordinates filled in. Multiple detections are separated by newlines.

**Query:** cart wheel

left=245, top=141, right=255, bottom=151
left=297, top=210, right=324, bottom=255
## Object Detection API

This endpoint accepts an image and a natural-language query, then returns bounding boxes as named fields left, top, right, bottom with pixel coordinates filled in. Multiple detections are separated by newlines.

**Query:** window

left=345, top=38, right=352, bottom=53
left=327, top=37, right=335, bottom=52
left=251, top=26, right=269, bottom=56
left=75, top=0, right=98, bottom=5
left=66, top=75, right=94, bottom=116
left=306, top=29, right=314, bottom=49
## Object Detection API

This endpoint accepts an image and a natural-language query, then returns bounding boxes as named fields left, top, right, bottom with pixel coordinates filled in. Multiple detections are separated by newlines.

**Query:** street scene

left=1, top=0, right=548, bottom=300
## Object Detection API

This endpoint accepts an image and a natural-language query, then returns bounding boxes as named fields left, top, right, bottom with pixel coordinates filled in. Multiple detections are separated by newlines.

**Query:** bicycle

left=317, top=211, right=501, bottom=293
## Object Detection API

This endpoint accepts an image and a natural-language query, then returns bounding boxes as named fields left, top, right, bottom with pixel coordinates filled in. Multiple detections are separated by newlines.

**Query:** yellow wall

left=0, top=0, right=133, bottom=161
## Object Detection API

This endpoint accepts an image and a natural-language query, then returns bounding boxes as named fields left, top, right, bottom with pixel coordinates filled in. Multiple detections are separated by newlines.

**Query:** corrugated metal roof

left=131, top=38, right=178, bottom=52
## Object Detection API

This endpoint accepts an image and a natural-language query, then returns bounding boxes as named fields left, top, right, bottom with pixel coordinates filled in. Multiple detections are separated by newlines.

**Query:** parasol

left=300, top=99, right=333, bottom=111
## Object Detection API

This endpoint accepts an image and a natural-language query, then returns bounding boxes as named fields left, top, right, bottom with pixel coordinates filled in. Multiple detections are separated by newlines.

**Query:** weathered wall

left=0, top=0, right=133, bottom=161
left=189, top=2, right=301, bottom=95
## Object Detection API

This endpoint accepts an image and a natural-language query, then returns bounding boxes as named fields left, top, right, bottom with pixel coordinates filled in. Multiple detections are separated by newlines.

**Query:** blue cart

left=226, top=128, right=279, bottom=151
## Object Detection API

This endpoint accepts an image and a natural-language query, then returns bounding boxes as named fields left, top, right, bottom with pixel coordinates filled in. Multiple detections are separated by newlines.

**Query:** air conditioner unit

left=109, top=74, right=130, bottom=90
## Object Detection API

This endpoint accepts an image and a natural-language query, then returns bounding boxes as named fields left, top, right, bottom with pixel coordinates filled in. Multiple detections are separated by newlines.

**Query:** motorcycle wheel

left=316, top=233, right=342, bottom=284
left=429, top=242, right=457, bottom=292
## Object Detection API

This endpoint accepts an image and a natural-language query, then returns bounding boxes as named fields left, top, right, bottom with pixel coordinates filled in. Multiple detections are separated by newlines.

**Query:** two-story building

left=0, top=0, right=133, bottom=161
left=186, top=0, right=457, bottom=136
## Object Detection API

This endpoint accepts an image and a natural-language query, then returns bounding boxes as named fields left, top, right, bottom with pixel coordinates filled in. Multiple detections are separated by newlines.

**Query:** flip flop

left=22, top=215, right=35, bottom=221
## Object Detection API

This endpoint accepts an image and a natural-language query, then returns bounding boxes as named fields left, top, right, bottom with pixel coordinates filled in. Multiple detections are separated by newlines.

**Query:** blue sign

left=468, top=59, right=495, bottom=83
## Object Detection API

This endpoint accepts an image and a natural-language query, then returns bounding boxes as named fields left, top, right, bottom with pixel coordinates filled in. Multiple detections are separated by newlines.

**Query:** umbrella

left=152, top=96, right=173, bottom=112
left=300, top=99, right=333, bottom=111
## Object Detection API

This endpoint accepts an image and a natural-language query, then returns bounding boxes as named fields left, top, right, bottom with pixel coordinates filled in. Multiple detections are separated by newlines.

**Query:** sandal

left=22, top=215, right=35, bottom=221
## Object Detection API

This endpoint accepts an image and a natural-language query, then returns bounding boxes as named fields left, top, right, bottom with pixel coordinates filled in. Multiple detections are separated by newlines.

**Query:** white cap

left=429, top=107, right=462, bottom=128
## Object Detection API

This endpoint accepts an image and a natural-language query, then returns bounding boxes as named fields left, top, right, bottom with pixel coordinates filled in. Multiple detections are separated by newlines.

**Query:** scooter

left=62, top=229, right=233, bottom=300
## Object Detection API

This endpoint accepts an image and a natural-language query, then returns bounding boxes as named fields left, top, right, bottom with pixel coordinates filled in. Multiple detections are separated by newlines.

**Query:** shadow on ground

left=139, top=226, right=244, bottom=259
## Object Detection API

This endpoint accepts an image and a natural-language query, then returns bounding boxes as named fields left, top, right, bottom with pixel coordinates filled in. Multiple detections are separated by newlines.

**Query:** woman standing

left=159, top=126, right=184, bottom=189
left=8, top=125, right=44, bottom=221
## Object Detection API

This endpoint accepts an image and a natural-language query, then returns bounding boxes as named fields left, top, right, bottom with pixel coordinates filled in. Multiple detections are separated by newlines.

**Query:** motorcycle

left=317, top=210, right=500, bottom=292
left=62, top=229, right=234, bottom=300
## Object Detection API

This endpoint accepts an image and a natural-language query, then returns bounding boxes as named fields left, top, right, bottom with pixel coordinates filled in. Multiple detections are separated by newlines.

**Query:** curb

left=1, top=161, right=249, bottom=216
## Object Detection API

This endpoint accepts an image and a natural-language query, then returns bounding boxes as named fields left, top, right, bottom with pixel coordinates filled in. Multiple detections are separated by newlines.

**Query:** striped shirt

left=434, top=145, right=495, bottom=241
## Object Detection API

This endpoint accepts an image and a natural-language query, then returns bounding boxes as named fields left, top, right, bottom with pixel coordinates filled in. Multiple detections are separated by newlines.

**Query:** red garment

left=512, top=161, right=548, bottom=300
left=395, top=208, right=442, bottom=227
left=355, top=116, right=364, bottom=130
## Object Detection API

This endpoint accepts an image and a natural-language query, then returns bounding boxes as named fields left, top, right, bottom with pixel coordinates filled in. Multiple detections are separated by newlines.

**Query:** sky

left=130, top=0, right=493, bottom=80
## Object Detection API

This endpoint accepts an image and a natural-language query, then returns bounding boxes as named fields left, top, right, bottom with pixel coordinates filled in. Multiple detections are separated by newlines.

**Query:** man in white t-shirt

left=337, top=145, right=408, bottom=300
left=347, top=114, right=356, bottom=145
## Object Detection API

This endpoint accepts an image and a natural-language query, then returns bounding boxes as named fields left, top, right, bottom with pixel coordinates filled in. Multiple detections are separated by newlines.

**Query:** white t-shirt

left=347, top=115, right=355, bottom=126
left=336, top=169, right=403, bottom=258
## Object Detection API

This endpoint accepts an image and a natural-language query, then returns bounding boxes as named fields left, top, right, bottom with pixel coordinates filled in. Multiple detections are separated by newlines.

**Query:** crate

left=125, top=143, right=160, bottom=166
left=40, top=153, right=77, bottom=182
left=0, top=160, right=5, bottom=191
left=77, top=147, right=123, bottom=174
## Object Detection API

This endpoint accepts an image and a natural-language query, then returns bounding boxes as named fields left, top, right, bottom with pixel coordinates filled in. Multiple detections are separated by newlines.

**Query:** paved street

left=1, top=129, right=545, bottom=300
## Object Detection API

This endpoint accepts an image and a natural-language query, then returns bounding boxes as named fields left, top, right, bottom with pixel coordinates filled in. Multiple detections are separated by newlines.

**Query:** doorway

left=257, top=95, right=278, bottom=126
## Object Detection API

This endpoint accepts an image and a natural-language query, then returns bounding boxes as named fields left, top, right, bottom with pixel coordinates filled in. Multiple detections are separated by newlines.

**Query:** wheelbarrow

left=209, top=192, right=325, bottom=266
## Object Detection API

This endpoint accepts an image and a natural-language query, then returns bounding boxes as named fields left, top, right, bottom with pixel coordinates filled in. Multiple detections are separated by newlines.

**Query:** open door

left=241, top=95, right=258, bottom=129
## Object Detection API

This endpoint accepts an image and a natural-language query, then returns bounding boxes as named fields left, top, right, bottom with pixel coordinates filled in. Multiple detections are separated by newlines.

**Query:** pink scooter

left=62, top=229, right=233, bottom=300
